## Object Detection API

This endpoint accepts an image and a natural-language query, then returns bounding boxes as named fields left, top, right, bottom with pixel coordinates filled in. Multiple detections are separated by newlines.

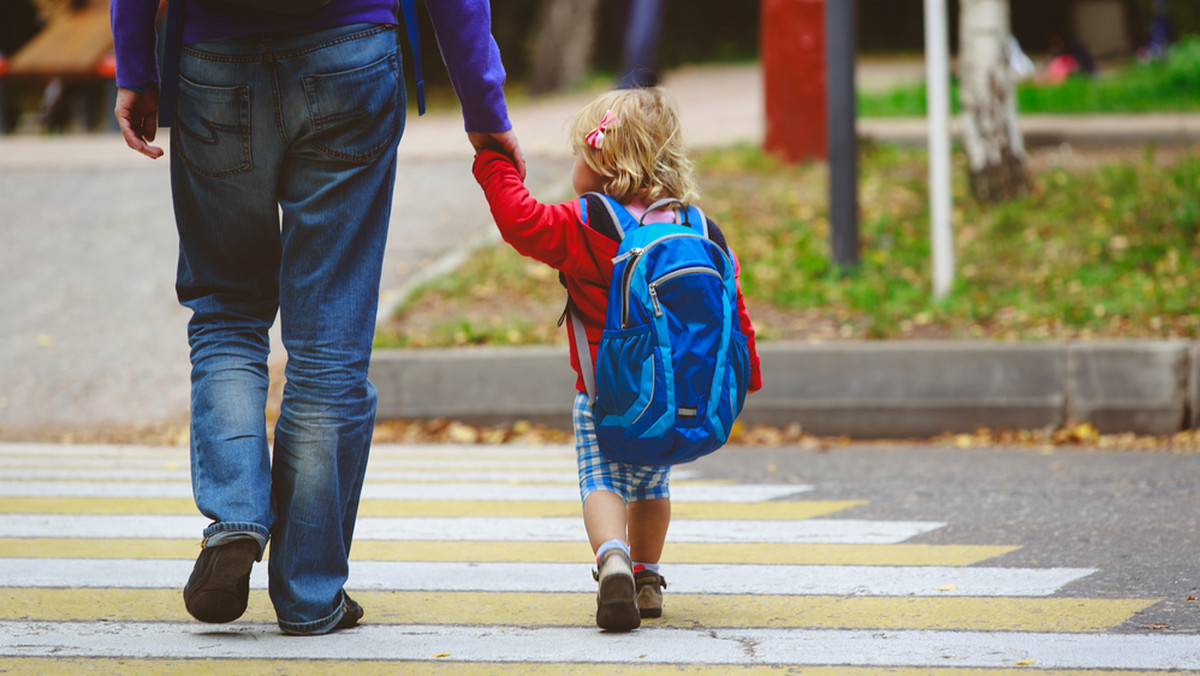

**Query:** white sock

left=596, top=539, right=630, bottom=561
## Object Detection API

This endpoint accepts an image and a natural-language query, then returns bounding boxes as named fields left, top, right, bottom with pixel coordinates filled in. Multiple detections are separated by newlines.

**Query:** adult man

left=111, top=0, right=523, bottom=635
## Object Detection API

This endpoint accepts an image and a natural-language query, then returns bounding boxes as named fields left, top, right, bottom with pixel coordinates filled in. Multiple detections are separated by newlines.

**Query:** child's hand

left=468, top=129, right=527, bottom=179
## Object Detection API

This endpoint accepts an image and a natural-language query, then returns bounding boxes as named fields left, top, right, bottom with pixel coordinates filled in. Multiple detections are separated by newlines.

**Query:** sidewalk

left=1, top=61, right=1198, bottom=438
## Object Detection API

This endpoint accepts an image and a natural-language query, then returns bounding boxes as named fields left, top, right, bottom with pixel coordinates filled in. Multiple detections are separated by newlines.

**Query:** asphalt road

left=697, top=442, right=1200, bottom=634
left=0, top=135, right=572, bottom=432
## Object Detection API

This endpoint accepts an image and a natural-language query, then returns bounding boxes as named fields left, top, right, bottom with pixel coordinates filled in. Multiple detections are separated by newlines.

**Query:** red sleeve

left=472, top=149, right=614, bottom=283
left=732, top=251, right=763, bottom=393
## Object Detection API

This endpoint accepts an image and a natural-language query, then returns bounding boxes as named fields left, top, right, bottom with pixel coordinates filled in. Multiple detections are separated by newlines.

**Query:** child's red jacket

left=472, top=149, right=762, bottom=396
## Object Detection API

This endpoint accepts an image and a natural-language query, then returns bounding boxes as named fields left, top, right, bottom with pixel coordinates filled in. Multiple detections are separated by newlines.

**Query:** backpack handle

left=639, top=198, right=687, bottom=226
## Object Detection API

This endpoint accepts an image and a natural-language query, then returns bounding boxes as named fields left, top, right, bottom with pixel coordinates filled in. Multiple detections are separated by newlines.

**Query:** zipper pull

left=649, top=285, right=662, bottom=317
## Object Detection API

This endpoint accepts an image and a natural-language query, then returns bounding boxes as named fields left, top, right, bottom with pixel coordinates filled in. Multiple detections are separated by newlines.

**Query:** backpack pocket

left=594, top=325, right=666, bottom=433
left=728, top=329, right=751, bottom=419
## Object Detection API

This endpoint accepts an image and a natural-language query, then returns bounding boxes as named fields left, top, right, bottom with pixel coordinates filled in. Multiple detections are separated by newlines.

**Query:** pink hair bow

left=585, top=110, right=618, bottom=149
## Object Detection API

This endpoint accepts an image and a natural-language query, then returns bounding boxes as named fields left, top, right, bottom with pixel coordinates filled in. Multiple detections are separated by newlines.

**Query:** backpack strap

left=570, top=310, right=597, bottom=405
left=399, top=0, right=426, bottom=115
left=584, top=192, right=638, bottom=241
left=157, top=0, right=186, bottom=127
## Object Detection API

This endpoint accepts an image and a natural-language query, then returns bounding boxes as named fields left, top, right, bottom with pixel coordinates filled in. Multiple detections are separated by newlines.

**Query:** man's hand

left=468, top=129, right=526, bottom=179
left=115, top=86, right=164, bottom=159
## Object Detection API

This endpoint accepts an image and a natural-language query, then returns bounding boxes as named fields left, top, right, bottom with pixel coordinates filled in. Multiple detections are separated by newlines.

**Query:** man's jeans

left=170, top=23, right=404, bottom=634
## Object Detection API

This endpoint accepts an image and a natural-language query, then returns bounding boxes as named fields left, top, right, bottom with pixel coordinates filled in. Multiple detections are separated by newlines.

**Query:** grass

left=375, top=142, right=1200, bottom=349
left=858, top=36, right=1200, bottom=117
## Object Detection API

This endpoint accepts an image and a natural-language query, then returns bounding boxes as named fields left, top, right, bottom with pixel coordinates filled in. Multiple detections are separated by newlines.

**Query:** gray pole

left=826, top=0, right=859, bottom=270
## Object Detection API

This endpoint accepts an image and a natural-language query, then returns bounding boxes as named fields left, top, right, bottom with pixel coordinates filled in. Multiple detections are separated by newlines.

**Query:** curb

left=369, top=340, right=1198, bottom=438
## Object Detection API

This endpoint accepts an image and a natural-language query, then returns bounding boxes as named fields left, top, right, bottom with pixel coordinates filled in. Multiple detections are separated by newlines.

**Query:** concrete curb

left=369, top=340, right=1199, bottom=438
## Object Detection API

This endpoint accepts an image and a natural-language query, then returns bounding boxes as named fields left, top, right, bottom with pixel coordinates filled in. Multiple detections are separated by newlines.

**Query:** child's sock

left=633, top=561, right=660, bottom=574
left=596, top=539, right=630, bottom=561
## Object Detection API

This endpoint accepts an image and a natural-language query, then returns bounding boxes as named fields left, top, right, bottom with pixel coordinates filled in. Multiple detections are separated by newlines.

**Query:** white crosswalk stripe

left=0, top=558, right=1096, bottom=596
left=2, top=622, right=1199, bottom=670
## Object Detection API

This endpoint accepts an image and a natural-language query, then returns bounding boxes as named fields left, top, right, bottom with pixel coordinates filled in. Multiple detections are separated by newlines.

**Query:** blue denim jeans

left=170, top=23, right=405, bottom=634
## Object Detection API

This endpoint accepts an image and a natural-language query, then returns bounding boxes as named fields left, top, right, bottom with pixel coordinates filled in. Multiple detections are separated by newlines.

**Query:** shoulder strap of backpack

left=688, top=204, right=710, bottom=238
left=583, top=192, right=648, bottom=241
left=399, top=0, right=426, bottom=115
left=157, top=0, right=186, bottom=127
left=570, top=310, right=597, bottom=405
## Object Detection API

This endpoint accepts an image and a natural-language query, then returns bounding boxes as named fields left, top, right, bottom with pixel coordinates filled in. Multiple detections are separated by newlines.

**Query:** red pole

left=761, top=0, right=827, bottom=162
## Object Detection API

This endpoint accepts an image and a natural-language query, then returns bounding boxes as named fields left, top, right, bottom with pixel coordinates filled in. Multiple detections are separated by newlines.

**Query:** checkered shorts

left=573, top=392, right=671, bottom=504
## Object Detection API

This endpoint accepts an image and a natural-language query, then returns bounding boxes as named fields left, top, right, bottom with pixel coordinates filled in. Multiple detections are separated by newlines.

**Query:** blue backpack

left=571, top=194, right=751, bottom=466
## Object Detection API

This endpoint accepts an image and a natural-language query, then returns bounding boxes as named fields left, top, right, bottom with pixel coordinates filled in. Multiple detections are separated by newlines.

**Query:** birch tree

left=530, top=0, right=603, bottom=95
left=958, top=0, right=1028, bottom=202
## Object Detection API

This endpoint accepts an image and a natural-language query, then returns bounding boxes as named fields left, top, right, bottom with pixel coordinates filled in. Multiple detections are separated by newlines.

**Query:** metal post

left=825, top=0, right=859, bottom=270
left=924, top=0, right=955, bottom=299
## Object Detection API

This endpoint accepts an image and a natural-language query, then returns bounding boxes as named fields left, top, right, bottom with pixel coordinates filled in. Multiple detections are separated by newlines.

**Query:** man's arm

left=115, top=86, right=164, bottom=159
left=426, top=1, right=524, bottom=177
left=110, top=0, right=164, bottom=158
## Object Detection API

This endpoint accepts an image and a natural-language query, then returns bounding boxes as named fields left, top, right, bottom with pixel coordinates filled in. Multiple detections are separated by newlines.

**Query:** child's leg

left=627, top=497, right=670, bottom=563
left=628, top=471, right=671, bottom=620
left=582, top=489, right=628, bottom=554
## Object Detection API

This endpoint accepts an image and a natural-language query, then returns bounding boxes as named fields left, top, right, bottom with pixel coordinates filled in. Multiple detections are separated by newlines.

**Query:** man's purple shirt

left=110, top=0, right=511, bottom=133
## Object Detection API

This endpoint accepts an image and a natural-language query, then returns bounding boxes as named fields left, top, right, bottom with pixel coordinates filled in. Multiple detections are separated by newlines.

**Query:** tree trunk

left=530, top=0, right=603, bottom=95
left=958, top=0, right=1028, bottom=202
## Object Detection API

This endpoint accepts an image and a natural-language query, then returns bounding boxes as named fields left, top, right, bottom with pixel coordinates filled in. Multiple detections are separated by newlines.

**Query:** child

left=472, top=87, right=762, bottom=631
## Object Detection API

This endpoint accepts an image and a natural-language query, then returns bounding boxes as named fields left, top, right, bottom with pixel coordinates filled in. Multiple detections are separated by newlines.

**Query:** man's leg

left=170, top=38, right=285, bottom=622
left=266, top=24, right=405, bottom=636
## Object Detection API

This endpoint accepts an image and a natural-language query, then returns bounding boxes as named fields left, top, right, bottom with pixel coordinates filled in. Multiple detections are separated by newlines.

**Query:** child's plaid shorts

left=573, top=392, right=671, bottom=504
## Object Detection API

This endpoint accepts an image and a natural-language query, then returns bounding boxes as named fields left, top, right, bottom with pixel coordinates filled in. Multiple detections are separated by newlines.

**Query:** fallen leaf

left=936, top=583, right=958, bottom=592
left=433, top=653, right=451, bottom=658
left=1014, top=659, right=1035, bottom=666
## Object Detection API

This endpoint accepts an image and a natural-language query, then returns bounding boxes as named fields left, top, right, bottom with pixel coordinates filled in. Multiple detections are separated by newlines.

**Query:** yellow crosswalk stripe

left=0, top=589, right=1155, bottom=632
left=0, top=660, right=1184, bottom=676
left=0, top=497, right=863, bottom=519
left=0, top=538, right=1019, bottom=565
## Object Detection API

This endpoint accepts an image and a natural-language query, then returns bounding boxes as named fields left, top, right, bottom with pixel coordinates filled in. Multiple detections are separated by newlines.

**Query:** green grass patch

left=858, top=36, right=1200, bottom=117
left=376, top=143, right=1200, bottom=348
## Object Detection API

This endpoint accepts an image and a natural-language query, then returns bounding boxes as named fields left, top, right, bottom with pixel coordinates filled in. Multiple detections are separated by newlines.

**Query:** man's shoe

left=592, top=549, right=640, bottom=631
left=183, top=538, right=259, bottom=624
left=635, top=569, right=667, bottom=618
left=333, top=594, right=364, bottom=632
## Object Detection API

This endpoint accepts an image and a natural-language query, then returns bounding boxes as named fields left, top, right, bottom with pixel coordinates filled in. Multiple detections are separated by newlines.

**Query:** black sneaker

left=182, top=538, right=259, bottom=624
left=592, top=549, right=640, bottom=631
left=333, top=594, right=364, bottom=632
left=280, top=592, right=364, bottom=635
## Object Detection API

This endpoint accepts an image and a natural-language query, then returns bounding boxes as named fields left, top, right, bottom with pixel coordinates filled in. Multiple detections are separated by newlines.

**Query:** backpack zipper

left=619, top=233, right=715, bottom=328
left=647, top=266, right=722, bottom=317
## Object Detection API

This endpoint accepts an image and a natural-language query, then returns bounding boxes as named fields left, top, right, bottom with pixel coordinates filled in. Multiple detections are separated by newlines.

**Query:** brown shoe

left=183, top=538, right=259, bottom=623
left=635, top=569, right=667, bottom=618
left=592, top=549, right=640, bottom=631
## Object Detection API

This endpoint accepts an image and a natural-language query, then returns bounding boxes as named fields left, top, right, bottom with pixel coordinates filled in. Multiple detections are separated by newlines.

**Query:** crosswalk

left=0, top=441, right=1197, bottom=673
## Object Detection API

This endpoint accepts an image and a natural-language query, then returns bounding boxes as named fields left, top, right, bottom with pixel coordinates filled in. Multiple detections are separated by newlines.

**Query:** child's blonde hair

left=569, top=87, right=698, bottom=206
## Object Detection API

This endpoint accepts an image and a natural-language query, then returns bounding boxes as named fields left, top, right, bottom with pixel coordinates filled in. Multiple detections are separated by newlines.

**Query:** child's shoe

left=634, top=569, right=667, bottom=618
left=592, top=549, right=640, bottom=631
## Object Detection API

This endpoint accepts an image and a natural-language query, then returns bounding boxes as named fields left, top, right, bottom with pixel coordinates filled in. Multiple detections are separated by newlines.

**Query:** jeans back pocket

left=174, top=75, right=252, bottom=178
left=302, top=53, right=402, bottom=163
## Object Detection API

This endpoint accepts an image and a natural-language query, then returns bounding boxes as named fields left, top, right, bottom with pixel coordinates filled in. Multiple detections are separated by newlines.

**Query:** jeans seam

left=277, top=591, right=346, bottom=634
left=183, top=24, right=394, bottom=64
